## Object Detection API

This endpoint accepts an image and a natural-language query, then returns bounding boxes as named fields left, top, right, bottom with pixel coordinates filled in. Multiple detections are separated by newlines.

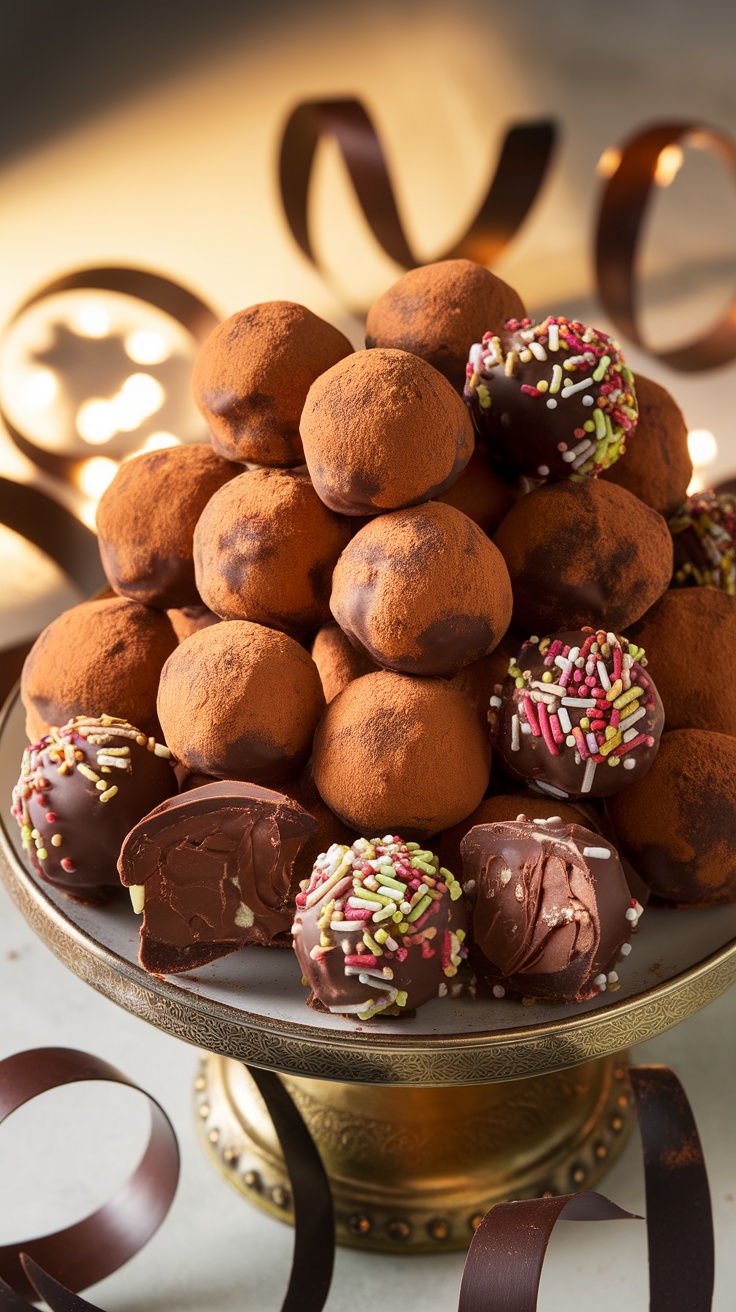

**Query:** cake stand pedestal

left=2, top=690, right=735, bottom=1254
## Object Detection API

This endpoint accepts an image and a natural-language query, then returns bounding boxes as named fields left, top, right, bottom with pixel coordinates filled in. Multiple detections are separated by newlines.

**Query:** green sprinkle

left=449, top=883, right=462, bottom=901
left=395, top=991, right=408, bottom=1008
left=363, top=933, right=383, bottom=955
left=376, top=872, right=406, bottom=892
left=37, top=848, right=48, bottom=861
left=407, top=894, right=433, bottom=922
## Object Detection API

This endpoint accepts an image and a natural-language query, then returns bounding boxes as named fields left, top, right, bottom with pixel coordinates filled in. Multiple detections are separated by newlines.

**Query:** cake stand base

left=194, top=1052, right=633, bottom=1253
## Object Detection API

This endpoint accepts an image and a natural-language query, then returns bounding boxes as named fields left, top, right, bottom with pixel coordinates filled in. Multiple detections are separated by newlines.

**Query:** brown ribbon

left=279, top=99, right=556, bottom=292
left=595, top=120, right=736, bottom=370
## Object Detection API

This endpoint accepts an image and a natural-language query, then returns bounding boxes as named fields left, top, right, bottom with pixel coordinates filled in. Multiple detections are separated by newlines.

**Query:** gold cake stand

left=3, top=689, right=736, bottom=1252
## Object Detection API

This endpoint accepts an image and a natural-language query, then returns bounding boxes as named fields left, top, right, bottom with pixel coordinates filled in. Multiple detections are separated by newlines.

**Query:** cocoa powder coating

left=493, top=479, right=673, bottom=634
left=156, top=620, right=325, bottom=784
left=330, top=502, right=513, bottom=677
left=192, top=301, right=353, bottom=466
left=21, top=597, right=176, bottom=743
left=193, top=469, right=353, bottom=636
left=365, top=259, right=525, bottom=394
left=312, top=670, right=491, bottom=837
left=300, top=348, right=474, bottom=515
left=433, top=445, right=516, bottom=535
left=601, top=374, right=693, bottom=518
left=606, top=729, right=736, bottom=905
left=96, top=444, right=238, bottom=609
left=311, top=621, right=379, bottom=702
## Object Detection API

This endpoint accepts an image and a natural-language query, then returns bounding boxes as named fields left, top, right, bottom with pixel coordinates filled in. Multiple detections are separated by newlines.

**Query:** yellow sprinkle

left=599, top=732, right=622, bottom=757
left=51, top=834, right=62, bottom=847
left=99, top=785, right=119, bottom=802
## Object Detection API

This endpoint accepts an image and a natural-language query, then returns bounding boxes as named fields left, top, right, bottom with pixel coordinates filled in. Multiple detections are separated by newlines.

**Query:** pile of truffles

left=12, top=256, right=736, bottom=1015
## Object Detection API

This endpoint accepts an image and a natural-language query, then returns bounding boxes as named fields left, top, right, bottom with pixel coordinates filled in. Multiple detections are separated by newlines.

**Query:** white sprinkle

left=566, top=734, right=576, bottom=748
left=619, top=704, right=646, bottom=732
left=607, top=971, right=619, bottom=984
left=490, top=695, right=502, bottom=709
left=345, top=966, right=393, bottom=979
left=582, top=846, right=611, bottom=860
left=537, top=465, right=550, bottom=477
left=623, top=757, right=636, bottom=770
left=596, top=660, right=611, bottom=691
left=547, top=324, right=559, bottom=351
left=620, top=942, right=632, bottom=956
left=469, top=343, right=483, bottom=369
left=581, top=758, right=597, bottom=794
left=521, top=721, right=532, bottom=735
left=625, top=907, right=638, bottom=921
left=549, top=363, right=563, bottom=394
left=359, top=974, right=398, bottom=998
left=546, top=398, right=558, bottom=409
left=492, top=984, right=506, bottom=999
left=623, top=727, right=641, bottom=743
left=533, top=780, right=569, bottom=799
left=532, top=680, right=566, bottom=696
left=558, top=707, right=572, bottom=734
left=567, top=647, right=580, bottom=663
left=554, top=655, right=572, bottom=672
left=529, top=340, right=547, bottom=361
left=384, top=936, right=399, bottom=951
left=561, top=448, right=577, bottom=462
left=511, top=714, right=520, bottom=752
left=532, top=816, right=562, bottom=826
left=381, top=834, right=394, bottom=844
left=438, top=982, right=448, bottom=997
left=562, top=697, right=597, bottom=709
left=594, top=973, right=607, bottom=987
left=582, top=395, right=595, bottom=406
left=561, top=377, right=594, bottom=398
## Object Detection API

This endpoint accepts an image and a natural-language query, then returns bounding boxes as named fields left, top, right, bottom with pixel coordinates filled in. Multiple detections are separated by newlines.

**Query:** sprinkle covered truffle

left=292, top=835, right=467, bottom=1019
left=669, top=489, right=736, bottom=594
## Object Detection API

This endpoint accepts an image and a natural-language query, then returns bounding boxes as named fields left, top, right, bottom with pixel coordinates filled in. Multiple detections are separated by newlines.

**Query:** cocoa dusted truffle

left=669, top=490, right=736, bottom=593
left=628, top=588, right=736, bottom=737
left=118, top=782, right=317, bottom=972
left=21, top=598, right=176, bottom=744
left=601, top=374, right=692, bottom=517
left=300, top=349, right=474, bottom=516
left=312, top=671, right=491, bottom=838
left=96, top=444, right=238, bottom=609
left=607, top=729, right=736, bottom=906
left=365, top=259, right=525, bottom=394
left=192, top=301, right=353, bottom=466
left=11, top=716, right=176, bottom=902
left=157, top=621, right=324, bottom=784
left=311, top=622, right=379, bottom=703
left=491, top=629, right=663, bottom=800
left=167, top=605, right=220, bottom=643
left=292, top=836, right=467, bottom=1019
left=493, top=479, right=673, bottom=634
left=433, top=445, right=516, bottom=536
left=465, top=317, right=637, bottom=484
left=330, top=502, right=513, bottom=677
left=280, top=763, right=359, bottom=888
left=193, top=469, right=352, bottom=635
left=461, top=818, right=641, bottom=1002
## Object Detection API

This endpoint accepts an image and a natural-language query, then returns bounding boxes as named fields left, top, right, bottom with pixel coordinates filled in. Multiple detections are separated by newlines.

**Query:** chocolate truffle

left=193, top=469, right=352, bottom=635
left=330, top=502, right=513, bottom=677
left=433, top=445, right=516, bottom=536
left=627, top=588, right=736, bottom=736
left=311, top=621, right=379, bottom=703
left=669, top=490, right=736, bottom=593
left=465, top=317, right=637, bottom=484
left=365, top=259, right=525, bottom=394
left=461, top=818, right=641, bottom=1002
left=157, top=621, right=324, bottom=784
left=292, top=836, right=467, bottom=1018
left=96, top=444, right=238, bottom=609
left=300, top=348, right=474, bottom=516
left=601, top=374, right=692, bottom=517
left=438, top=796, right=590, bottom=877
left=280, top=763, right=360, bottom=888
left=312, top=671, right=491, bottom=838
left=192, top=301, right=353, bottom=466
left=607, top=729, right=736, bottom=906
left=492, top=629, right=663, bottom=800
left=11, top=716, right=176, bottom=902
left=167, top=605, right=220, bottom=643
left=119, top=782, right=317, bottom=972
left=21, top=598, right=177, bottom=744
left=493, top=479, right=673, bottom=634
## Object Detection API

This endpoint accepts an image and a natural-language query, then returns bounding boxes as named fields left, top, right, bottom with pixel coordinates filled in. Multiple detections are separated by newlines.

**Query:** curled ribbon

left=278, top=98, right=556, bottom=292
left=595, top=120, right=736, bottom=370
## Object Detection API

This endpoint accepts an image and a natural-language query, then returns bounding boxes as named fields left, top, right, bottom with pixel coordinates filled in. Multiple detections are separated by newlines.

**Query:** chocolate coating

left=461, top=818, right=639, bottom=1002
left=433, top=445, right=516, bottom=536
left=21, top=598, right=176, bottom=743
left=280, top=763, right=360, bottom=888
left=193, top=301, right=353, bottom=466
left=194, top=469, right=352, bottom=635
left=669, top=490, right=736, bottom=593
left=330, top=502, right=513, bottom=677
left=438, top=795, right=591, bottom=878
left=607, top=729, right=736, bottom=906
left=11, top=716, right=176, bottom=902
left=628, top=588, right=736, bottom=736
left=365, top=259, right=525, bottom=394
left=601, top=374, right=692, bottom=517
left=493, top=479, right=673, bottom=634
left=300, top=348, right=474, bottom=516
left=312, top=671, right=491, bottom=838
left=118, top=781, right=317, bottom=972
left=157, top=621, right=325, bottom=784
left=311, top=622, right=379, bottom=703
left=292, top=836, right=467, bottom=1018
left=96, top=444, right=238, bottom=609
left=465, top=317, right=637, bottom=483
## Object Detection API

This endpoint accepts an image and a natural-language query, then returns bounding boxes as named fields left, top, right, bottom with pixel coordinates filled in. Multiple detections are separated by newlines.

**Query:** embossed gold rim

left=2, top=690, right=735, bottom=1085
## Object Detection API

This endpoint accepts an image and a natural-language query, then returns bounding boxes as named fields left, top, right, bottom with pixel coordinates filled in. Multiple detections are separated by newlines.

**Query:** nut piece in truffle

left=192, top=301, right=353, bottom=466
left=21, top=597, right=177, bottom=744
left=194, top=469, right=352, bottom=635
left=491, top=628, right=663, bottom=800
left=493, top=479, right=673, bottom=635
left=96, top=444, right=238, bottom=609
left=330, top=502, right=513, bottom=677
left=460, top=817, right=641, bottom=1003
left=157, top=620, right=325, bottom=784
left=118, top=782, right=317, bottom=973
left=607, top=729, right=736, bottom=906
left=464, top=316, right=637, bottom=484
left=312, top=671, right=491, bottom=838
left=669, top=490, right=736, bottom=593
left=365, top=259, right=525, bottom=394
left=11, top=715, right=176, bottom=902
left=300, top=348, right=474, bottom=516
left=601, top=374, right=692, bottom=517
left=292, top=835, right=467, bottom=1018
